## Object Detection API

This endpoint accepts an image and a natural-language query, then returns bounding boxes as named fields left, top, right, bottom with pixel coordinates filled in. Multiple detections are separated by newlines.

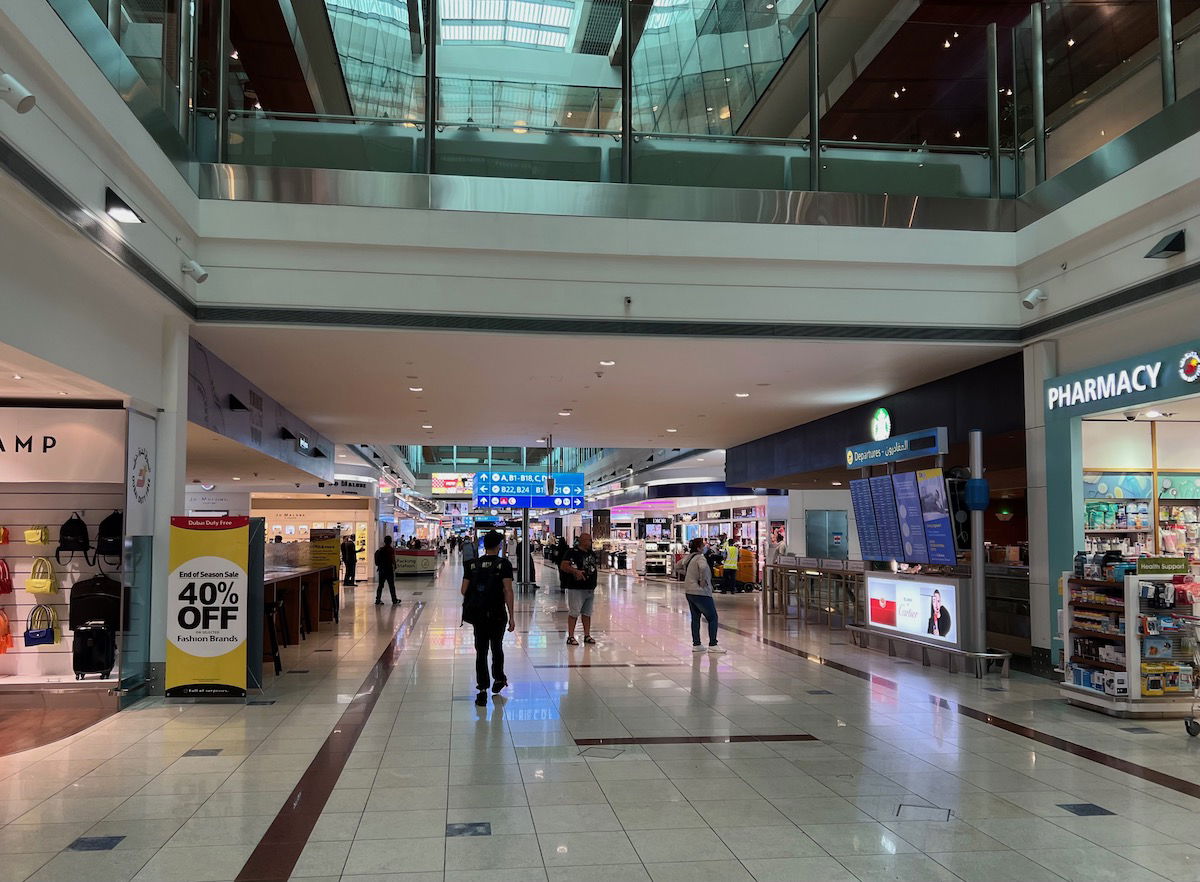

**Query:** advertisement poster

left=432, top=473, right=475, bottom=495
left=850, top=479, right=882, bottom=561
left=867, top=575, right=957, bottom=645
left=868, top=476, right=905, bottom=561
left=916, top=469, right=957, bottom=565
left=891, top=472, right=930, bottom=564
left=166, top=517, right=249, bottom=698
left=310, top=528, right=341, bottom=579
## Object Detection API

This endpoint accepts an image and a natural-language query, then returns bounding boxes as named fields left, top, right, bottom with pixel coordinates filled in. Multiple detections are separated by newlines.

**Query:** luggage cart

left=1187, top=619, right=1200, bottom=737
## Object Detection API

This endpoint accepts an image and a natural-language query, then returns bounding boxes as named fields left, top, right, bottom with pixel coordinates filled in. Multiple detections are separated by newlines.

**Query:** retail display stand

left=1062, top=572, right=1198, bottom=717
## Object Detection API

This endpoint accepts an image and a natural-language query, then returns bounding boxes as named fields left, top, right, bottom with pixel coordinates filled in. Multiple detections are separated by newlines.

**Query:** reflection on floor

left=0, top=706, right=115, bottom=758
left=2, top=557, right=1200, bottom=882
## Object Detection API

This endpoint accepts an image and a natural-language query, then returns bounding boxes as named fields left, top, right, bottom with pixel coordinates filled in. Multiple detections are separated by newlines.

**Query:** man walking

left=341, top=534, right=357, bottom=586
left=461, top=531, right=515, bottom=703
left=374, top=535, right=400, bottom=605
left=560, top=533, right=599, bottom=645
left=462, top=531, right=478, bottom=564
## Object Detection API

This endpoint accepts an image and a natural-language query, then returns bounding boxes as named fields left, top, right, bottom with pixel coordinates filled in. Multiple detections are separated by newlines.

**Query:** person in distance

left=560, top=533, right=599, bottom=645
left=681, top=537, right=725, bottom=654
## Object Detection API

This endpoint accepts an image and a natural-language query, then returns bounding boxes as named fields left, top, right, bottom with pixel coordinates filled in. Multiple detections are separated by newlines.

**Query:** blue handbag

left=24, top=604, right=58, bottom=647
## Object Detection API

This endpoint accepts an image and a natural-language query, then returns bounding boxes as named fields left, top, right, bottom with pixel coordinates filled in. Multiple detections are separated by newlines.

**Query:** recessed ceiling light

left=832, top=481, right=843, bottom=486
left=12, top=374, right=21, bottom=380
left=599, top=360, right=616, bottom=366
left=421, top=424, right=433, bottom=429
left=1144, top=410, right=1163, bottom=419
left=943, top=39, right=951, bottom=48
left=409, top=386, right=423, bottom=392
left=232, top=476, right=241, bottom=481
left=893, top=91, right=899, bottom=98
left=1067, top=37, right=1075, bottom=47
left=57, top=391, right=68, bottom=396
left=535, top=438, right=546, bottom=443
left=735, top=393, right=750, bottom=398
left=558, top=411, right=571, bottom=416
left=697, top=458, right=705, bottom=462
left=953, top=130, right=961, bottom=139
left=337, top=454, right=346, bottom=458
left=666, top=428, right=678, bottom=433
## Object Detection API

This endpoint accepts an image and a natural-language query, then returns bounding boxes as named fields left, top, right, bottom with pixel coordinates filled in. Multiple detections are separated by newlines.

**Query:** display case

left=1062, top=573, right=1198, bottom=717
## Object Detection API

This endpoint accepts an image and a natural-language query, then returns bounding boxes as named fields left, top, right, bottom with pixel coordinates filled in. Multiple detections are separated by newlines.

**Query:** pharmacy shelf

left=1070, top=656, right=1126, bottom=672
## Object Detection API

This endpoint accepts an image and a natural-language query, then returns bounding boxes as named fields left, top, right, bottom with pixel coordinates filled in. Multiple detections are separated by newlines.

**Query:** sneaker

left=374, top=600, right=383, bottom=606
left=474, top=691, right=488, bottom=707
left=392, top=599, right=402, bottom=605
left=492, top=678, right=508, bottom=694
left=692, top=645, right=706, bottom=652
left=583, top=636, right=597, bottom=644
left=707, top=645, right=727, bottom=654
left=566, top=636, right=579, bottom=645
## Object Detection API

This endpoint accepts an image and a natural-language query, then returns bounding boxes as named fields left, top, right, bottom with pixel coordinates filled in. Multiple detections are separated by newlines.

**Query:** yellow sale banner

left=165, top=516, right=249, bottom=699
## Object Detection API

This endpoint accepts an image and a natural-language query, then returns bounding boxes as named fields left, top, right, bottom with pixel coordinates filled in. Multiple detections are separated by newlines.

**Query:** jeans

left=343, top=561, right=356, bottom=585
left=473, top=621, right=506, bottom=689
left=686, top=594, right=719, bottom=646
left=376, top=570, right=397, bottom=602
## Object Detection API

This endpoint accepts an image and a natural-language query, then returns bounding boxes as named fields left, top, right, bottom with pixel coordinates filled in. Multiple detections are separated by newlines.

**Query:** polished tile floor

left=4, top=558, right=1200, bottom=881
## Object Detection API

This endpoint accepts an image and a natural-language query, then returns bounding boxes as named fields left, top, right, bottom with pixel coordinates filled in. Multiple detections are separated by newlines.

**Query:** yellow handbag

left=26, top=557, right=57, bottom=594
left=24, top=526, right=49, bottom=545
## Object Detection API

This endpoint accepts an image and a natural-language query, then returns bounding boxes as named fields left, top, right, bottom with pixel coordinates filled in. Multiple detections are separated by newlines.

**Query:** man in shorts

left=560, top=533, right=599, bottom=645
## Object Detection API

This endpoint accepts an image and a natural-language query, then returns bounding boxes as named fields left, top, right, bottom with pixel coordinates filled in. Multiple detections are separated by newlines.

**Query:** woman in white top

left=682, top=538, right=726, bottom=654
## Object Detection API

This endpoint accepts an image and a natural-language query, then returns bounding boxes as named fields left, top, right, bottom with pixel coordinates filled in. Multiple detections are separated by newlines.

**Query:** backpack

left=0, top=559, right=11, bottom=594
left=96, top=510, right=123, bottom=569
left=56, top=513, right=94, bottom=566
left=462, top=556, right=508, bottom=626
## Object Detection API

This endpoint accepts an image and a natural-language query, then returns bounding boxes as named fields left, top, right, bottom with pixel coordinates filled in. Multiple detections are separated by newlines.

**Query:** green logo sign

left=870, top=408, right=892, bottom=442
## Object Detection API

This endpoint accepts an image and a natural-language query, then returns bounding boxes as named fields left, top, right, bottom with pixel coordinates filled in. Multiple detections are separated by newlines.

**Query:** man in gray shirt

left=682, top=538, right=725, bottom=654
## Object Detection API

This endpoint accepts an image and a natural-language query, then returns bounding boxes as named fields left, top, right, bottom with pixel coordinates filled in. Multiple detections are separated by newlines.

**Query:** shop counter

left=262, top=565, right=338, bottom=649
left=395, top=550, right=437, bottom=577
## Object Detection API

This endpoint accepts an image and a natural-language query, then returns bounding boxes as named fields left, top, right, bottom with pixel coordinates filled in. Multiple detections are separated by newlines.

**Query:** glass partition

left=47, top=0, right=195, bottom=181
left=434, top=0, right=622, bottom=181
left=1176, top=1, right=1200, bottom=101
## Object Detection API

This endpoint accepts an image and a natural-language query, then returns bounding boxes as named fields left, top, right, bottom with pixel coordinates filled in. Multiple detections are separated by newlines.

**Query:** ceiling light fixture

left=12, top=374, right=21, bottom=380
left=666, top=428, right=678, bottom=433
left=104, top=188, right=144, bottom=224
left=735, top=392, right=750, bottom=398
left=892, top=91, right=899, bottom=98
left=832, top=481, right=843, bottom=486
left=409, top=386, right=423, bottom=392
left=232, top=476, right=241, bottom=481
left=558, top=411, right=571, bottom=416
left=182, top=258, right=209, bottom=283
left=599, top=360, right=616, bottom=366
left=535, top=438, right=546, bottom=443
left=57, top=391, right=68, bottom=396
left=943, top=39, right=951, bottom=48
left=953, top=130, right=961, bottom=139
left=421, top=424, right=433, bottom=429
left=1067, top=37, right=1075, bottom=47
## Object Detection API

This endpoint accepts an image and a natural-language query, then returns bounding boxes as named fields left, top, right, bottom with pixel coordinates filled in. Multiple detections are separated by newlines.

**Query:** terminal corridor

left=3, top=559, right=1200, bottom=882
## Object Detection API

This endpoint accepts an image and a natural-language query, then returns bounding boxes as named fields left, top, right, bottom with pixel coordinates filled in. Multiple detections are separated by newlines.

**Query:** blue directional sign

left=473, top=472, right=585, bottom=510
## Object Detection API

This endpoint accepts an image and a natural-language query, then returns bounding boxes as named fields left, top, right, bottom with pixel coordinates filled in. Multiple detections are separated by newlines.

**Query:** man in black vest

left=374, top=536, right=400, bottom=605
left=461, top=531, right=515, bottom=704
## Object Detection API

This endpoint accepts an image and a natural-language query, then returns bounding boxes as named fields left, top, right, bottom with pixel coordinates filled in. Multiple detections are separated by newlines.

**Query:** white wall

left=1082, top=421, right=1154, bottom=470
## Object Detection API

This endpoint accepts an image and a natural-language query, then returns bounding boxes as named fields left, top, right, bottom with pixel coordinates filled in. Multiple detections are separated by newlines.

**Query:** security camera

left=623, top=296, right=632, bottom=306
left=0, top=72, right=35, bottom=114
left=182, top=258, right=209, bottom=283
left=1021, top=287, right=1047, bottom=310
left=1124, top=411, right=1139, bottom=422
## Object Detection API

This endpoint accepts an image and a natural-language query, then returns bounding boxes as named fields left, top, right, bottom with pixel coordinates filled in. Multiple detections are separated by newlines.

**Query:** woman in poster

left=927, top=589, right=952, bottom=637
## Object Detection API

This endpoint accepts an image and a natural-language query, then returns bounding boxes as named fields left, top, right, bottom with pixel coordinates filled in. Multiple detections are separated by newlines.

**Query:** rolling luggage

left=73, top=622, right=115, bottom=680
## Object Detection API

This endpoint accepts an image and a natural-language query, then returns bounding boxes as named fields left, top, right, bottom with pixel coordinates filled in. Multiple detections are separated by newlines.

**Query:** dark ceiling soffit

left=0, top=136, right=196, bottom=319
left=193, top=306, right=1022, bottom=343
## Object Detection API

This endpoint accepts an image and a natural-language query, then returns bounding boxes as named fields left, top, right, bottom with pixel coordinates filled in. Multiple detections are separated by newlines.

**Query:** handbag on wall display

left=0, top=559, right=12, bottom=594
left=24, top=526, right=49, bottom=545
left=0, top=609, right=13, bottom=653
left=26, top=557, right=58, bottom=594
left=56, top=513, right=95, bottom=566
left=0, top=526, right=8, bottom=544
left=24, top=604, right=59, bottom=647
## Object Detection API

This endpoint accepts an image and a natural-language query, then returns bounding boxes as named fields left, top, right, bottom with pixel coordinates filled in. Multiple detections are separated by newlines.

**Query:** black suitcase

left=73, top=623, right=115, bottom=680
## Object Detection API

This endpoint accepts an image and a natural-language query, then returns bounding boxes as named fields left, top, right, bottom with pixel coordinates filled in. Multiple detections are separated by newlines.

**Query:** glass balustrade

left=43, top=0, right=1199, bottom=207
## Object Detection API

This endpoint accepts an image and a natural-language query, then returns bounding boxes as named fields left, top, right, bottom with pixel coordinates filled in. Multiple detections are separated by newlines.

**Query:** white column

left=150, top=317, right=190, bottom=673
left=1024, top=339, right=1057, bottom=660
